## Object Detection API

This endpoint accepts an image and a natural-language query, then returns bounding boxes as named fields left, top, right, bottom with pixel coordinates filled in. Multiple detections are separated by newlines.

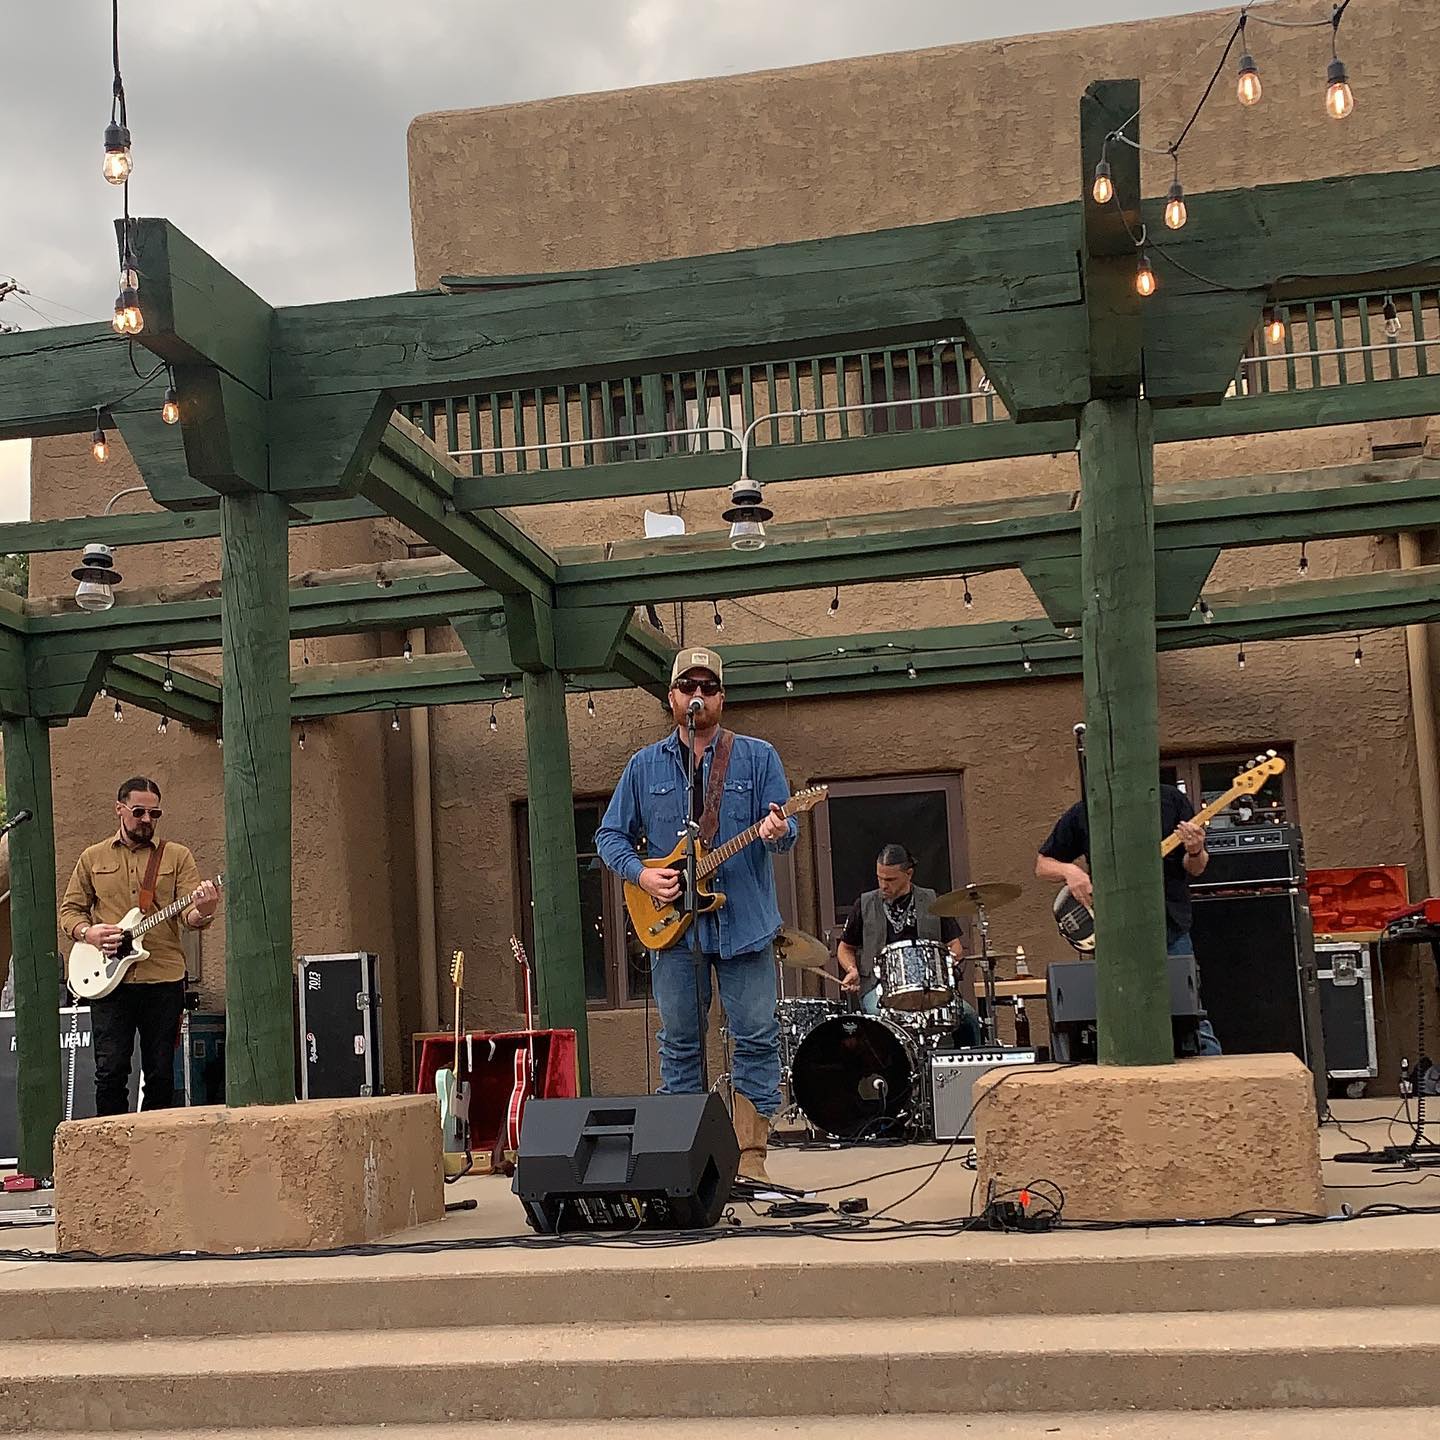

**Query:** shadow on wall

left=0, top=833, right=12, bottom=1003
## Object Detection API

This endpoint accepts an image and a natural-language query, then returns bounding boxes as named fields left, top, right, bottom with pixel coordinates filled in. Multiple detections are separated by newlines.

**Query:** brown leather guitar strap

left=137, top=841, right=166, bottom=914
left=698, top=730, right=735, bottom=847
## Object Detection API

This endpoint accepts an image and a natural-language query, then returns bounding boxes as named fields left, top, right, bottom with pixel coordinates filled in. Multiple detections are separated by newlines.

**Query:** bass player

left=58, top=776, right=221, bottom=1114
left=596, top=646, right=795, bottom=1183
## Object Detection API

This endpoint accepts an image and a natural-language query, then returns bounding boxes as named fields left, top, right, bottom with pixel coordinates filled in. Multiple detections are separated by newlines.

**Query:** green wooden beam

left=2, top=717, right=61, bottom=1177
left=0, top=324, right=138, bottom=440
left=103, top=654, right=220, bottom=726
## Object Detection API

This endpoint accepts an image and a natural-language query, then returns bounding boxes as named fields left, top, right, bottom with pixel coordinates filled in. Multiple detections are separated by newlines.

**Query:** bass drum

left=790, top=1013, right=918, bottom=1140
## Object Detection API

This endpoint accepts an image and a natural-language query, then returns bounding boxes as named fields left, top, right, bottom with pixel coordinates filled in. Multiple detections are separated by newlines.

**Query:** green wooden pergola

left=2, top=80, right=1439, bottom=1177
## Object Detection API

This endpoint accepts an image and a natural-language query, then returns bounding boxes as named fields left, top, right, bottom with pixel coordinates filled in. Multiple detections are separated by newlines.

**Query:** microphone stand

left=972, top=888, right=1000, bottom=1045
left=682, top=702, right=709, bottom=1092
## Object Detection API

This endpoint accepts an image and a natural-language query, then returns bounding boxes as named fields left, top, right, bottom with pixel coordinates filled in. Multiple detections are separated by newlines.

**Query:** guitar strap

left=137, top=841, right=166, bottom=915
left=697, top=729, right=735, bottom=847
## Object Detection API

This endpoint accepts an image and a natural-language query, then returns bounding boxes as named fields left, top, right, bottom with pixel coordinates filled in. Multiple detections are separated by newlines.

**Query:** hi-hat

left=774, top=927, right=830, bottom=972
left=929, top=881, right=1023, bottom=918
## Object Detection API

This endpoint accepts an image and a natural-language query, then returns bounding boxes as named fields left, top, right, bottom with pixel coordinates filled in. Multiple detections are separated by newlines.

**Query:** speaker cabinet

left=513, top=1093, right=739, bottom=1233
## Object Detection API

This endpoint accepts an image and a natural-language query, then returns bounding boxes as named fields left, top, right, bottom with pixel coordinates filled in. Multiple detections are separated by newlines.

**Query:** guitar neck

left=131, top=885, right=204, bottom=938
left=697, top=800, right=802, bottom=878
left=1158, top=785, right=1247, bottom=857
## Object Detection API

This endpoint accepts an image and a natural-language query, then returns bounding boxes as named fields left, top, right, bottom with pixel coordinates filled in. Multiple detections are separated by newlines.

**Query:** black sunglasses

left=673, top=677, right=722, bottom=696
left=126, top=806, right=162, bottom=820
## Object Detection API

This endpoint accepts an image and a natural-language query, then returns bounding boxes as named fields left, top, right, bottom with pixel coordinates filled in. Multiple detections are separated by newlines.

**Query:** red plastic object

left=1306, top=865, right=1411, bottom=934
left=3, top=1175, right=38, bottom=1192
left=415, top=1029, right=579, bottom=1154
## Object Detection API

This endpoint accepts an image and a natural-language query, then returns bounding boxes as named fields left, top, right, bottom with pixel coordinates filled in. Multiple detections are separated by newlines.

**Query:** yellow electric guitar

left=622, top=786, right=828, bottom=950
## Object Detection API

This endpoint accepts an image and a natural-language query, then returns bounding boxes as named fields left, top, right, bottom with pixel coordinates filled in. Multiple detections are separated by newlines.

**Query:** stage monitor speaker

left=1045, top=956, right=1203, bottom=1062
left=1189, top=887, right=1327, bottom=1113
left=513, top=1093, right=739, bottom=1233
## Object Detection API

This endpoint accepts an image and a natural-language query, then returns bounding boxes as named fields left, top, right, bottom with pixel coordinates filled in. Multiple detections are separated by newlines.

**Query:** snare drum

left=876, top=939, right=952, bottom=1012
left=775, top=997, right=843, bottom=1072
left=790, top=1013, right=918, bottom=1139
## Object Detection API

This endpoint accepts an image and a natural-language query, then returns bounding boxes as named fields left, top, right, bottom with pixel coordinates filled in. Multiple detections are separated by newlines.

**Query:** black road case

left=295, top=952, right=382, bottom=1099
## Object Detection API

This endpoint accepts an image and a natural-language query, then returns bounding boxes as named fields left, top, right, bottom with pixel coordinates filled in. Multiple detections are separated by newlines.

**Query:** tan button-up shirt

left=59, top=834, right=204, bottom=985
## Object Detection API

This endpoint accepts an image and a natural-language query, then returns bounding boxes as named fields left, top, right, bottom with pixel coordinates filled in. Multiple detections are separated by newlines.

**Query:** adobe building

left=27, top=0, right=1440, bottom=1096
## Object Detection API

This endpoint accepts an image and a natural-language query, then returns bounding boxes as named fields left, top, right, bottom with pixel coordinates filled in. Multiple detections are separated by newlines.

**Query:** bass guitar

left=501, top=936, right=538, bottom=1165
left=435, top=950, right=472, bottom=1168
left=1053, top=753, right=1287, bottom=951
left=622, top=785, right=828, bottom=950
left=67, top=875, right=224, bottom=1000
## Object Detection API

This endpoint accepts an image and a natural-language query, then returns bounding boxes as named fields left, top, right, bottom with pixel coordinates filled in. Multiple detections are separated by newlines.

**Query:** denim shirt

left=595, top=729, right=798, bottom=960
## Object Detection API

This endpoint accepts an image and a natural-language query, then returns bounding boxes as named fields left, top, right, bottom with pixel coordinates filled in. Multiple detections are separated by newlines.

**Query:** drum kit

left=774, top=882, right=1025, bottom=1142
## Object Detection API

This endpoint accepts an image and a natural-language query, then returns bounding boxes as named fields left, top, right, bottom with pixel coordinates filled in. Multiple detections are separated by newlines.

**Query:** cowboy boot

left=732, top=1091, right=773, bottom=1185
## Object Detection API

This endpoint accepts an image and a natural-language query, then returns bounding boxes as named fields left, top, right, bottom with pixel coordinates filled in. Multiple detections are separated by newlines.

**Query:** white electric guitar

left=66, top=875, right=223, bottom=1000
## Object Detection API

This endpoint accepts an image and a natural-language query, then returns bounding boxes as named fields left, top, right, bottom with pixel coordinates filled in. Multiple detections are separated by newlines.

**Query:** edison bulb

left=1237, top=54, right=1262, bottom=107
left=1266, top=309, right=1286, bottom=346
left=1135, top=253, right=1157, bottom=298
left=1091, top=160, right=1114, bottom=206
left=1163, top=182, right=1187, bottom=231
left=91, top=427, right=109, bottom=463
left=161, top=387, right=180, bottom=425
left=1383, top=299, right=1402, bottom=339
left=102, top=123, right=132, bottom=185
left=1325, top=59, right=1354, bottom=119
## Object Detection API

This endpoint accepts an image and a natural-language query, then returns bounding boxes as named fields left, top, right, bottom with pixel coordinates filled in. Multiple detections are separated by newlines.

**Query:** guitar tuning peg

left=1266, top=748, right=1277, bottom=758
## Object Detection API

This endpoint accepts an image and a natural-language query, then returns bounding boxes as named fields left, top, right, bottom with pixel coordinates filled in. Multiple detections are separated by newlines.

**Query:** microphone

left=686, top=695, right=705, bottom=715
left=0, top=810, right=32, bottom=836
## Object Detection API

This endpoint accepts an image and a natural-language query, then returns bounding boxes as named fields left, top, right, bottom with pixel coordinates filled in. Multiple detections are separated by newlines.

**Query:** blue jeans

left=1168, top=932, right=1222, bottom=1056
left=650, top=943, right=782, bottom=1116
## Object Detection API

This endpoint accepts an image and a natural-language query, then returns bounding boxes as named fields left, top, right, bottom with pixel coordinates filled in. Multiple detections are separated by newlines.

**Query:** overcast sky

left=0, top=0, right=1219, bottom=523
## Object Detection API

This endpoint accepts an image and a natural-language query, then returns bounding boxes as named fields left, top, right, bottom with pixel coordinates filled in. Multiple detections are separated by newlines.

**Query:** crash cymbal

left=929, top=881, right=1024, bottom=918
left=774, top=927, right=831, bottom=971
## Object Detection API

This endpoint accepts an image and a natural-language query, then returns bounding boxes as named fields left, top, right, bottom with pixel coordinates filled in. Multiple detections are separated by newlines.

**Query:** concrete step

left=1, top=1307, right=1439, bottom=1431
left=3, top=1238, right=1438, bottom=1340
left=20, top=1413, right=1440, bottom=1440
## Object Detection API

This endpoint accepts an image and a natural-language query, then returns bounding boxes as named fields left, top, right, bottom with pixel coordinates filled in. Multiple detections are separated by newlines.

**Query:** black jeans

left=90, top=981, right=185, bottom=1116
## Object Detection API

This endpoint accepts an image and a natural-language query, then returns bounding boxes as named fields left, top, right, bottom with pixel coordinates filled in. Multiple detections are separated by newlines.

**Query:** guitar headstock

left=213, top=874, right=225, bottom=893
left=785, top=785, right=829, bottom=816
left=510, top=936, right=530, bottom=972
left=450, top=949, right=465, bottom=989
left=1232, top=750, right=1286, bottom=795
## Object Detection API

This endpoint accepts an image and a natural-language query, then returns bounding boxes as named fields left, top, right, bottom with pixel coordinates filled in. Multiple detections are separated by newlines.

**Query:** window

left=515, top=799, right=651, bottom=1010
left=1160, top=748, right=1298, bottom=828
left=812, top=774, right=969, bottom=938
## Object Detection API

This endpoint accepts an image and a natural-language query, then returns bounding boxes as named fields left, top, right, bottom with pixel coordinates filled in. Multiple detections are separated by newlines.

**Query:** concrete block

left=973, top=1053, right=1326, bottom=1222
left=53, top=1096, right=443, bottom=1255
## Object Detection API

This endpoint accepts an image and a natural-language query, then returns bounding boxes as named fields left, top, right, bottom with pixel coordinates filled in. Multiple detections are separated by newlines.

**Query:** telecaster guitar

left=622, top=785, right=828, bottom=951
left=435, top=950, right=471, bottom=1165
left=1053, top=753, right=1286, bottom=951
left=66, top=875, right=224, bottom=1000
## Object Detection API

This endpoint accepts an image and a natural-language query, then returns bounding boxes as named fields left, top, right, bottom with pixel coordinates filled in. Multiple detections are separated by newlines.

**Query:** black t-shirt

left=1037, top=784, right=1197, bottom=936
left=839, top=891, right=963, bottom=951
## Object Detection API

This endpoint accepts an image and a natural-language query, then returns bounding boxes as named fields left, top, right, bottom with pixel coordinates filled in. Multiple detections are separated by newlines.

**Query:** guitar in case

left=1053, top=753, right=1286, bottom=951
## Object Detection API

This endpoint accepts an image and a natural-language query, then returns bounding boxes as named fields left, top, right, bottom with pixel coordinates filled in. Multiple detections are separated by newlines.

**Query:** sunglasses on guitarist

left=672, top=677, right=722, bottom=697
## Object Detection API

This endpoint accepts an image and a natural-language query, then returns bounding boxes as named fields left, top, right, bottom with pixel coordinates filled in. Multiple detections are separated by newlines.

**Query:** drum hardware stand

left=712, top=1022, right=735, bottom=1114
left=969, top=889, right=1001, bottom=1044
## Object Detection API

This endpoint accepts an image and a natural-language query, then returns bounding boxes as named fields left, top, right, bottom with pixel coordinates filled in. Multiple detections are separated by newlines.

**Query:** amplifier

left=1045, top=956, right=1204, bottom=1062
left=930, top=1048, right=1037, bottom=1141
left=1192, top=823, right=1305, bottom=889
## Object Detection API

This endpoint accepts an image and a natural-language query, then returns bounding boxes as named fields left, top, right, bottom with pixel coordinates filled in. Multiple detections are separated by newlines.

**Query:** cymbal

left=774, top=927, right=831, bottom=972
left=929, top=881, right=1023, bottom=919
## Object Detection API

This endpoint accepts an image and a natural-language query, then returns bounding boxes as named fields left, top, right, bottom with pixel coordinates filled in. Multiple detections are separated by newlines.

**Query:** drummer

left=836, top=845, right=982, bottom=1046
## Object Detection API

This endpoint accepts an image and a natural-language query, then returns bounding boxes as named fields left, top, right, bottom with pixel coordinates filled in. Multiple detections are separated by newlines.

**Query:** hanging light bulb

left=91, top=413, right=109, bottom=463
left=828, top=587, right=840, bottom=617
left=586, top=693, right=596, bottom=719
left=1197, top=598, right=1214, bottom=624
left=488, top=704, right=498, bottom=733
left=162, top=665, right=174, bottom=693
left=111, top=265, right=143, bottom=335
left=1237, top=51, right=1262, bottom=107
left=501, top=677, right=512, bottom=701
left=402, top=638, right=413, bottom=662
left=1325, top=55, right=1354, bottom=120
left=156, top=714, right=168, bottom=736
left=113, top=699, right=123, bottom=722
left=1163, top=180, right=1187, bottom=232
left=1352, top=638, right=1364, bottom=667
left=216, top=732, right=223, bottom=748
left=297, top=726, right=306, bottom=752
left=1136, top=251, right=1157, bottom=298
left=906, top=659, right=918, bottom=680
left=962, top=576, right=974, bottom=610
left=161, top=387, right=180, bottom=425
left=1297, top=543, right=1309, bottom=577
left=784, top=668, right=794, bottom=694
left=1091, top=158, right=1114, bottom=206
left=102, top=120, right=133, bottom=184
left=712, top=600, right=724, bottom=632
left=1382, top=296, right=1402, bottom=339
left=1237, top=644, right=1247, bottom=671
left=1022, top=651, right=1033, bottom=674
left=391, top=710, right=401, bottom=732
left=98, top=687, right=107, bottom=699
left=1266, top=307, right=1287, bottom=346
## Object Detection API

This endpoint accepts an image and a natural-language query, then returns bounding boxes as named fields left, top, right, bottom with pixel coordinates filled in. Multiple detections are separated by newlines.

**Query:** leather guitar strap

left=698, top=730, right=735, bottom=847
left=137, top=841, right=166, bottom=914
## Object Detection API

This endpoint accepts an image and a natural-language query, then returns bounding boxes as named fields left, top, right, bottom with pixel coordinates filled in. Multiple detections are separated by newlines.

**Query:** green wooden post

left=1080, top=398, right=1172, bottom=1066
left=2, top=717, right=62, bottom=1175
left=520, top=667, right=591, bottom=1090
left=220, top=492, right=295, bottom=1104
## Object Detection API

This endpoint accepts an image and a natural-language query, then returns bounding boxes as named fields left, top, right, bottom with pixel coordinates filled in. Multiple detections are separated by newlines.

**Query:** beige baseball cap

left=669, top=646, right=724, bottom=685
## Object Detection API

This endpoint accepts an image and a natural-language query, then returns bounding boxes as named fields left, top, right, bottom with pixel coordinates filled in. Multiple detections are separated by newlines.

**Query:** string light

left=784, top=667, right=794, bottom=694
left=162, top=655, right=174, bottom=692
left=1297, top=542, right=1309, bottom=577
left=91, top=410, right=108, bottom=463
left=1237, top=46, right=1262, bottom=107
left=1324, top=6, right=1354, bottom=120
left=161, top=377, right=180, bottom=426
left=488, top=704, right=498, bottom=733
left=156, top=713, right=168, bottom=736
left=113, top=699, right=123, bottom=722
left=1197, top=598, right=1214, bottom=624
left=1266, top=306, right=1287, bottom=346
left=1237, top=643, right=1247, bottom=670
left=301, top=640, right=311, bottom=666
left=1353, top=637, right=1364, bottom=668
left=1382, top=295, right=1402, bottom=339
left=906, top=659, right=918, bottom=680
left=1163, top=176, right=1187, bottom=232
left=962, top=575, right=974, bottom=610
left=98, top=687, right=107, bottom=699
left=297, top=726, right=306, bottom=751
left=501, top=677, right=512, bottom=700
left=827, top=587, right=840, bottom=617
left=586, top=692, right=596, bottom=719
left=1136, top=250, right=1157, bottom=298
left=390, top=710, right=401, bottom=731
left=712, top=600, right=724, bottom=632
left=1091, top=157, right=1114, bottom=206
left=216, top=732, right=223, bottom=748
left=1021, top=646, right=1033, bottom=674
left=103, top=2, right=132, bottom=184
left=111, top=259, right=142, bottom=336
left=402, top=638, right=413, bottom=662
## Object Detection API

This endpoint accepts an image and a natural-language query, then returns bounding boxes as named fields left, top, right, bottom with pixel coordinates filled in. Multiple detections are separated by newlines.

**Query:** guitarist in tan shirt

left=58, top=777, right=220, bottom=1114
